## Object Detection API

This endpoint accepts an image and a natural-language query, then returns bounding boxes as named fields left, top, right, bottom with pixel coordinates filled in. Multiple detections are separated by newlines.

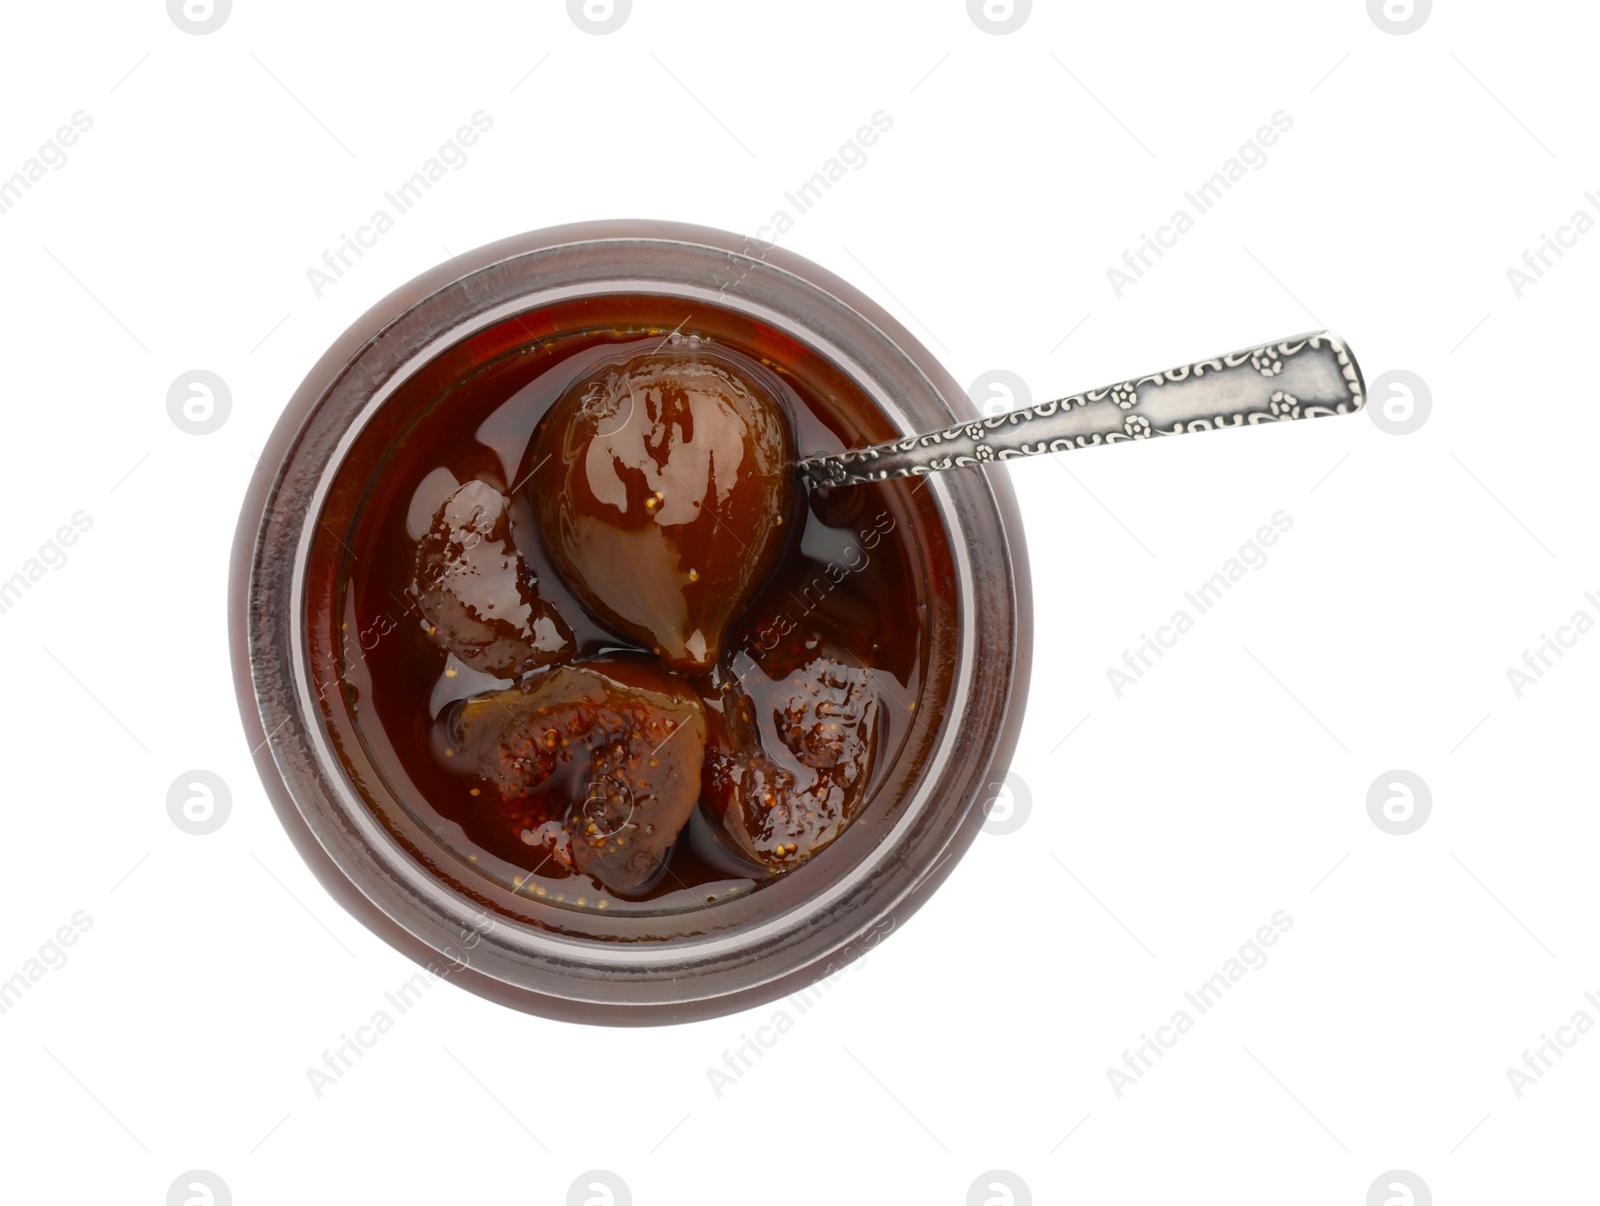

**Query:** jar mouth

left=233, top=221, right=1032, bottom=1022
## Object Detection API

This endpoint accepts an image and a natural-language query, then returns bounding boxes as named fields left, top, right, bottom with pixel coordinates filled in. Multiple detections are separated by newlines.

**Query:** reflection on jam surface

left=337, top=309, right=931, bottom=914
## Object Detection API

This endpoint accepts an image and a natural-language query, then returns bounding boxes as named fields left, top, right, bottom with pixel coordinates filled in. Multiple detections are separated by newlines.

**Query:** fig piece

left=702, top=640, right=881, bottom=872
left=529, top=348, right=795, bottom=673
left=412, top=480, right=573, bottom=679
left=445, top=659, right=707, bottom=896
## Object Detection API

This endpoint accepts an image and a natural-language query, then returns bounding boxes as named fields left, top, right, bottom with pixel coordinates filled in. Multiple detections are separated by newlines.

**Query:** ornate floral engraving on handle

left=798, top=332, right=1365, bottom=489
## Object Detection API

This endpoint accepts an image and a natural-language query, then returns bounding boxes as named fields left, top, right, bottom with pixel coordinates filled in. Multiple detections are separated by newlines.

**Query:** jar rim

left=231, top=221, right=1033, bottom=1024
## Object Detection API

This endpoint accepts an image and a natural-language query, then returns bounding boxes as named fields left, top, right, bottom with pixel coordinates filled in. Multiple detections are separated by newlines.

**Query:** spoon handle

left=798, top=331, right=1365, bottom=489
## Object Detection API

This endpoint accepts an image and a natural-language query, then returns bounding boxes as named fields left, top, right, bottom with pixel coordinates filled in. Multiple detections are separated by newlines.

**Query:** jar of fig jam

left=231, top=221, right=1031, bottom=1023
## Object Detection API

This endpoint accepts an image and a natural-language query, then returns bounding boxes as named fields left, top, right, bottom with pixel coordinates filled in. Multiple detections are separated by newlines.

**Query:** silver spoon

left=797, top=331, right=1364, bottom=489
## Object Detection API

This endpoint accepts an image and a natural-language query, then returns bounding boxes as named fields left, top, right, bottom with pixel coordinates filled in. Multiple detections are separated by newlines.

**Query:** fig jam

left=316, top=295, right=943, bottom=917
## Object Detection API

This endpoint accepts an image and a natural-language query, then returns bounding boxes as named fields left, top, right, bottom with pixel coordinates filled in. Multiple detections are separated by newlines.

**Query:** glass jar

left=230, top=221, right=1032, bottom=1023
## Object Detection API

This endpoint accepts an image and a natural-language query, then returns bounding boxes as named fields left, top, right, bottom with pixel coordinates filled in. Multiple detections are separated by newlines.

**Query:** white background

left=0, top=1, right=1592, bottom=1202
